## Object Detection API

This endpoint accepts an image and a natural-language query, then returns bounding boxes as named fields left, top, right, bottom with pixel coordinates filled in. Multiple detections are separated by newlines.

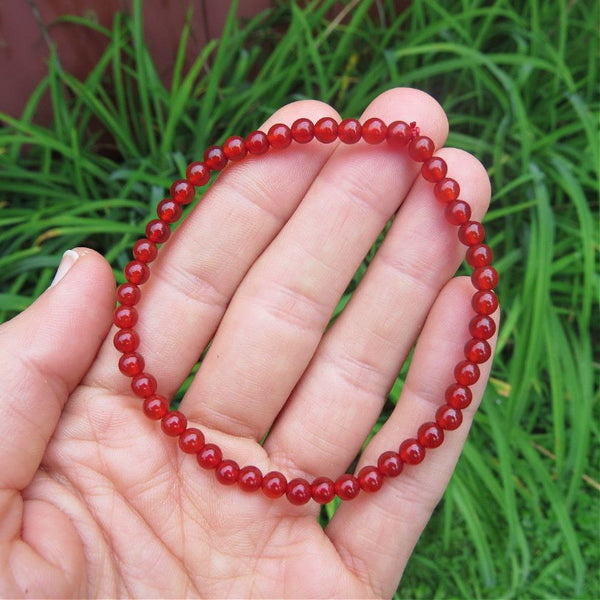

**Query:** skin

left=0, top=88, right=497, bottom=598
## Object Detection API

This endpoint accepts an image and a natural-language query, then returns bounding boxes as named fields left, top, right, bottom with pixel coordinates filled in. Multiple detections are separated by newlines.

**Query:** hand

left=0, top=88, right=495, bottom=598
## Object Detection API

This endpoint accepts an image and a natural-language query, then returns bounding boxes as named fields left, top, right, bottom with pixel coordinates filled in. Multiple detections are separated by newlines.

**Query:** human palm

left=1, top=89, right=495, bottom=598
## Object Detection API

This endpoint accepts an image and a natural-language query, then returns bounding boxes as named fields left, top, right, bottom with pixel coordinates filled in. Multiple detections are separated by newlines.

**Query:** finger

left=264, top=146, right=491, bottom=475
left=181, top=88, right=449, bottom=440
left=327, top=277, right=499, bottom=597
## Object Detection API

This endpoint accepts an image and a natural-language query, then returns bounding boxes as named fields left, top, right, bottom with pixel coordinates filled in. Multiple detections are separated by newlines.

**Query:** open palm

left=1, top=89, right=495, bottom=598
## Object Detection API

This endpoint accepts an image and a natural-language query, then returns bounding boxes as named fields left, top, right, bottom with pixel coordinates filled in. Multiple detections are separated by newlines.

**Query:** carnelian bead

left=262, top=471, right=287, bottom=498
left=469, top=314, right=496, bottom=340
left=197, top=443, right=222, bottom=469
left=118, top=352, right=145, bottom=377
left=131, top=372, right=157, bottom=398
left=377, top=451, right=403, bottom=478
left=445, top=200, right=472, bottom=225
left=291, top=118, right=314, bottom=143
left=311, top=477, right=336, bottom=504
left=445, top=383, right=473, bottom=409
left=267, top=123, right=292, bottom=149
left=157, top=199, right=183, bottom=223
left=458, top=221, right=485, bottom=246
left=124, top=260, right=150, bottom=285
left=466, top=244, right=493, bottom=268
left=245, top=131, right=269, bottom=155
left=417, top=422, right=445, bottom=448
left=161, top=410, right=187, bottom=437
left=421, top=156, right=448, bottom=182
left=434, top=178, right=460, bottom=203
left=113, top=305, right=138, bottom=329
left=204, top=146, right=228, bottom=170
left=223, top=136, right=247, bottom=161
left=472, top=290, right=499, bottom=315
left=170, top=179, right=196, bottom=204
left=286, top=478, right=312, bottom=505
left=145, top=219, right=171, bottom=244
left=386, top=120, right=411, bottom=147
left=357, top=466, right=383, bottom=492
left=185, top=162, right=211, bottom=186
left=408, top=135, right=435, bottom=161
left=239, top=466, right=262, bottom=492
left=216, top=460, right=240, bottom=485
left=454, top=360, right=480, bottom=386
left=314, top=117, right=338, bottom=143
left=436, top=405, right=463, bottom=430
left=117, top=283, right=141, bottom=306
left=133, top=239, right=157, bottom=263
left=338, top=118, right=362, bottom=144
left=179, top=428, right=205, bottom=453
left=465, top=338, right=492, bottom=363
left=362, top=117, right=387, bottom=144
left=472, top=266, right=499, bottom=290
left=143, top=394, right=169, bottom=420
left=399, top=439, right=426, bottom=465
left=113, top=328, right=139, bottom=353
left=335, top=474, right=360, bottom=500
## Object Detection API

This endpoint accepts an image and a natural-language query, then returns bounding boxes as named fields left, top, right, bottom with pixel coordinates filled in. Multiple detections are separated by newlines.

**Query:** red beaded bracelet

left=114, top=117, right=498, bottom=506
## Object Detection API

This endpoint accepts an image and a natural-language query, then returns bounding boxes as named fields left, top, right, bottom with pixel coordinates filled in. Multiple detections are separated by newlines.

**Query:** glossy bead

left=267, top=123, right=292, bottom=149
left=261, top=471, right=287, bottom=498
left=465, top=338, right=492, bottom=363
left=421, top=156, right=448, bottom=182
left=408, top=135, right=435, bottom=161
left=131, top=372, right=157, bottom=398
left=145, top=219, right=171, bottom=244
left=472, top=266, right=499, bottom=290
left=216, top=459, right=240, bottom=485
left=143, top=394, right=169, bottom=420
left=417, top=422, right=445, bottom=448
left=161, top=410, right=187, bottom=437
left=458, top=221, right=485, bottom=246
left=245, top=131, right=270, bottom=155
left=179, top=427, right=205, bottom=453
left=118, top=352, right=145, bottom=377
left=170, top=180, right=196, bottom=204
left=311, top=477, right=336, bottom=504
left=113, top=328, right=139, bottom=353
left=238, top=465, right=263, bottom=492
left=124, top=260, right=150, bottom=285
left=436, top=405, right=463, bottom=430
left=157, top=199, right=183, bottom=224
left=386, top=120, right=411, bottom=147
left=113, top=305, right=138, bottom=329
left=185, top=162, right=211, bottom=186
left=399, top=438, right=426, bottom=465
left=361, top=117, right=387, bottom=144
left=434, top=178, right=460, bottom=203
left=338, top=118, right=362, bottom=144
left=466, top=244, right=493, bottom=268
left=445, top=200, right=472, bottom=225
left=314, top=117, right=338, bottom=143
left=469, top=314, right=496, bottom=340
left=286, top=478, right=312, bottom=505
left=335, top=474, right=360, bottom=501
left=197, top=443, right=222, bottom=469
left=117, top=283, right=141, bottom=306
left=445, top=383, right=473, bottom=409
left=377, top=451, right=403, bottom=478
left=291, top=118, right=314, bottom=143
left=223, top=136, right=247, bottom=161
left=454, top=360, right=480, bottom=386
left=472, top=290, right=499, bottom=315
left=204, top=146, right=228, bottom=170
left=357, top=465, right=383, bottom=492
left=132, top=239, right=157, bottom=263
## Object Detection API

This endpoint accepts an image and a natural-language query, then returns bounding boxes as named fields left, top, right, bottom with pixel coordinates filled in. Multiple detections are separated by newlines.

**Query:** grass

left=0, top=0, right=598, bottom=597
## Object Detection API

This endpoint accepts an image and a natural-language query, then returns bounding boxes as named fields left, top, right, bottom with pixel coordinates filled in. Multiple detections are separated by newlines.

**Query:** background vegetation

left=0, top=0, right=597, bottom=597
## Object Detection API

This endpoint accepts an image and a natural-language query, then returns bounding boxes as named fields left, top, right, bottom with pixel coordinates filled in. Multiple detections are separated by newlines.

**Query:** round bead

left=399, top=438, right=426, bottom=465
left=436, top=405, right=463, bottom=430
left=417, top=422, right=445, bottom=448
left=185, top=162, right=211, bottom=187
left=421, top=156, right=448, bottom=182
left=132, top=239, right=157, bottom=263
left=157, top=198, right=183, bottom=224
left=335, top=474, right=360, bottom=501
left=466, top=244, right=493, bottom=268
left=338, top=118, right=362, bottom=144
left=113, top=305, right=138, bottom=329
left=179, top=427, right=205, bottom=453
left=161, top=410, right=187, bottom=437
left=386, top=120, right=411, bottom=147
left=472, top=290, right=499, bottom=315
left=124, top=260, right=150, bottom=285
left=216, top=460, right=240, bottom=485
left=357, top=465, right=383, bottom=492
left=361, top=118, right=387, bottom=144
left=197, top=443, right=222, bottom=469
left=377, top=451, right=403, bottom=478
left=143, top=394, right=169, bottom=420
left=469, top=314, right=496, bottom=340
left=408, top=135, right=435, bottom=161
left=267, top=123, right=292, bottom=149
left=458, top=221, right=485, bottom=246
left=472, top=266, right=499, bottom=290
left=434, top=178, right=460, bottom=203
left=131, top=372, right=157, bottom=398
left=261, top=471, right=287, bottom=498
left=170, top=180, right=196, bottom=204
left=238, top=465, right=263, bottom=492
left=454, top=360, right=481, bottom=386
left=204, top=146, right=228, bottom=171
left=291, top=118, right=314, bottom=143
left=245, top=131, right=269, bottom=155
left=465, top=338, right=492, bottom=363
left=311, top=477, right=336, bottom=504
left=314, top=117, right=338, bottom=143
left=117, top=283, right=141, bottom=306
left=286, top=478, right=312, bottom=505
left=145, top=219, right=171, bottom=244
left=445, top=384, right=473, bottom=409
left=118, top=352, right=145, bottom=377
left=113, top=328, right=139, bottom=353
left=445, top=200, right=472, bottom=225
left=223, top=136, right=247, bottom=161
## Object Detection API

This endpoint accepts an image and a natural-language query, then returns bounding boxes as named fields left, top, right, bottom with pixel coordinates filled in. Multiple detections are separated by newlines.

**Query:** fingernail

left=51, top=249, right=80, bottom=287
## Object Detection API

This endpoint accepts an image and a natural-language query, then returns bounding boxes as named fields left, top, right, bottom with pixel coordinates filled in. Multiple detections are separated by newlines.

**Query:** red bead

left=335, top=474, right=360, bottom=501
left=286, top=478, right=312, bottom=505
left=361, top=118, right=387, bottom=144
left=145, top=219, right=171, bottom=244
left=311, top=477, right=336, bottom=504
left=465, top=338, right=492, bottom=363
left=357, top=465, right=383, bottom=492
left=399, top=439, right=426, bottom=465
left=161, top=410, right=187, bottom=437
left=131, top=372, right=157, bottom=398
left=445, top=200, right=472, bottom=225
left=157, top=199, right=183, bottom=223
left=117, top=283, right=141, bottom=306
left=113, top=305, right=138, bottom=329
left=417, top=422, right=445, bottom=448
left=197, top=443, right=222, bottom=469
left=124, top=260, right=150, bottom=285
left=238, top=465, right=263, bottom=492
left=338, top=118, right=362, bottom=144
left=408, top=135, right=435, bottom=161
left=377, top=451, right=403, bottom=478
left=291, top=118, right=314, bottom=143
left=261, top=471, right=287, bottom=498
left=469, top=314, right=496, bottom=340
left=386, top=120, right=411, bottom=147
left=179, top=427, right=205, bottom=453
left=472, top=266, right=499, bottom=290
left=314, top=117, right=338, bottom=143
left=170, top=180, right=196, bottom=204
left=204, top=146, right=228, bottom=170
left=445, top=383, right=473, bottom=409
left=132, top=239, right=157, bottom=263
left=454, top=360, right=480, bottom=386
left=472, top=290, right=499, bottom=315
left=466, top=244, right=493, bottom=268
left=436, top=405, right=463, bottom=430
left=458, top=221, right=485, bottom=246
left=143, top=394, right=169, bottom=420
left=223, top=136, right=247, bottom=161
left=434, top=178, right=460, bottom=203
left=245, top=131, right=269, bottom=155
left=216, top=459, right=240, bottom=485
left=421, top=156, right=448, bottom=182
left=185, top=162, right=211, bottom=186
left=267, top=123, right=292, bottom=149
left=113, top=328, right=139, bottom=353
left=118, top=352, right=145, bottom=377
